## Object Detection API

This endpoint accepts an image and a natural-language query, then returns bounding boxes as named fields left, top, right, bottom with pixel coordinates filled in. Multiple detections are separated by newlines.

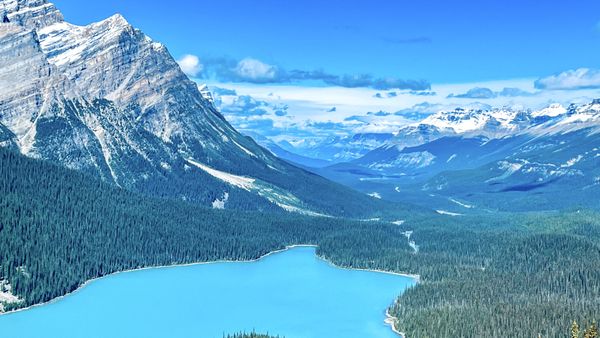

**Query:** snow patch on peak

left=531, top=103, right=566, bottom=118
left=198, top=84, right=214, bottom=104
left=562, top=155, right=583, bottom=168
left=143, top=35, right=164, bottom=51
left=427, top=108, right=520, bottom=134
left=38, top=13, right=133, bottom=67
left=105, top=13, right=128, bottom=26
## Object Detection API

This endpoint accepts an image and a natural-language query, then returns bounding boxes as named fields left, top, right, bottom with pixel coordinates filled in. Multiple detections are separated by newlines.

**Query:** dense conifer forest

left=333, top=211, right=600, bottom=337
left=1, top=147, right=599, bottom=337
left=0, top=147, right=415, bottom=310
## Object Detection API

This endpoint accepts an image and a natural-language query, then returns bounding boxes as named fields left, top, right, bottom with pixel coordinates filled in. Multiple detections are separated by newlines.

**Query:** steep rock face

left=0, top=23, right=52, bottom=149
left=0, top=121, right=17, bottom=150
left=0, top=0, right=271, bottom=174
left=1, top=0, right=63, bottom=29
left=33, top=10, right=276, bottom=172
left=0, top=0, right=387, bottom=217
left=0, top=0, right=267, bottom=202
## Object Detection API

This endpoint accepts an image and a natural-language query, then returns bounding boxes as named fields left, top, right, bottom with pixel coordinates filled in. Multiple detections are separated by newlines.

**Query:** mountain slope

left=0, top=145, right=417, bottom=312
left=310, top=100, right=600, bottom=211
left=0, top=0, right=400, bottom=217
left=422, top=127, right=600, bottom=211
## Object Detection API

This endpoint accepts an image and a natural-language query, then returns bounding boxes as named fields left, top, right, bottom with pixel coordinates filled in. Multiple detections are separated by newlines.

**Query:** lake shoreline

left=318, top=255, right=420, bottom=281
left=0, top=244, right=419, bottom=337
left=385, top=309, right=407, bottom=338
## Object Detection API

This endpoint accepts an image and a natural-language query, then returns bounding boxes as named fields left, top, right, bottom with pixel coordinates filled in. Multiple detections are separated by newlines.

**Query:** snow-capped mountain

left=308, top=100, right=600, bottom=211
left=0, top=0, right=386, bottom=217
left=388, top=103, right=573, bottom=149
left=280, top=103, right=593, bottom=168
left=350, top=101, right=600, bottom=175
left=390, top=101, right=600, bottom=147
left=421, top=125, right=600, bottom=211
left=386, top=124, right=452, bottom=151
left=1, top=0, right=272, bottom=184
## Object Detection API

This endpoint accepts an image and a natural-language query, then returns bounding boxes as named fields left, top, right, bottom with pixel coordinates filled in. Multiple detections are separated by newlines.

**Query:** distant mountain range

left=242, top=131, right=332, bottom=169
left=0, top=0, right=398, bottom=218
left=292, top=100, right=600, bottom=212
left=257, top=132, right=395, bottom=167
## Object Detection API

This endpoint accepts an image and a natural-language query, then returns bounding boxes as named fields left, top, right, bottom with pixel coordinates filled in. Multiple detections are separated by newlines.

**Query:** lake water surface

left=0, top=246, right=415, bottom=338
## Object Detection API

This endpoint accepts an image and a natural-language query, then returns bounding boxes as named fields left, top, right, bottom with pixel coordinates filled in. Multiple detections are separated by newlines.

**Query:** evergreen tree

left=573, top=320, right=580, bottom=338
left=584, top=321, right=598, bottom=338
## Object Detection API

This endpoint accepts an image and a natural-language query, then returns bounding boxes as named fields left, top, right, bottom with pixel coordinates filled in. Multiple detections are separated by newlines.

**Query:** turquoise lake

left=0, top=246, right=415, bottom=338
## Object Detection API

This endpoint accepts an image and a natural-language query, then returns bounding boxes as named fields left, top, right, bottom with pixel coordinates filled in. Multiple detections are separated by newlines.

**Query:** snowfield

left=186, top=159, right=255, bottom=191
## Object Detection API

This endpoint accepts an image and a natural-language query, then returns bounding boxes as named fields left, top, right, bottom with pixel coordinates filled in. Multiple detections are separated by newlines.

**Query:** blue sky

left=53, top=0, right=600, bottom=83
left=52, top=0, right=600, bottom=143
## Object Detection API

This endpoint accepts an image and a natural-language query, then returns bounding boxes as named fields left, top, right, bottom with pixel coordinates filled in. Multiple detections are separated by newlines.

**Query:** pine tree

left=584, top=321, right=598, bottom=338
left=573, top=321, right=580, bottom=338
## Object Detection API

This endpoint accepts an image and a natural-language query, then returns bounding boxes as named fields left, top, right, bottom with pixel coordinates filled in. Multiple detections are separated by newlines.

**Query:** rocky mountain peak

left=1, top=0, right=63, bottom=29
left=0, top=0, right=371, bottom=216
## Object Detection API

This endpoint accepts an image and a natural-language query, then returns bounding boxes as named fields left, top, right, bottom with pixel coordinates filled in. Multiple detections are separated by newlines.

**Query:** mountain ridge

left=301, top=100, right=600, bottom=212
left=0, top=0, right=398, bottom=217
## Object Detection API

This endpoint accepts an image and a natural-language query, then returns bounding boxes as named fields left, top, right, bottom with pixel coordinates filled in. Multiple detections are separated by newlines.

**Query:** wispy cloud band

left=534, top=68, right=600, bottom=90
left=179, top=55, right=430, bottom=90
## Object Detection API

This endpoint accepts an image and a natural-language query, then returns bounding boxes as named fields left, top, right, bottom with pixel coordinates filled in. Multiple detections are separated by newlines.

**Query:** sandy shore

left=320, top=257, right=420, bottom=281
left=385, top=309, right=407, bottom=338
left=0, top=243, right=419, bottom=338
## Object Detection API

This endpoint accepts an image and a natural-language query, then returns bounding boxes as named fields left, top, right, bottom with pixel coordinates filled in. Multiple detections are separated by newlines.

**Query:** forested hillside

left=1, top=147, right=599, bottom=337
left=320, top=212, right=600, bottom=337
left=0, top=147, right=415, bottom=310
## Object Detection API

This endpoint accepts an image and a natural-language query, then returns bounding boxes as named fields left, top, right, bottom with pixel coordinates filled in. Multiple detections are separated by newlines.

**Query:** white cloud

left=200, top=77, right=600, bottom=143
left=535, top=68, right=600, bottom=90
left=235, top=58, right=278, bottom=81
left=177, top=54, right=203, bottom=77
